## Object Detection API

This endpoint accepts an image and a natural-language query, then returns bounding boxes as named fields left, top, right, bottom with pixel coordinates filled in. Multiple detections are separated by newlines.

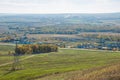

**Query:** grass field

left=27, top=34, right=77, bottom=39
left=0, top=45, right=120, bottom=80
left=0, top=45, right=15, bottom=55
left=67, top=63, right=120, bottom=80
left=0, top=45, right=15, bottom=64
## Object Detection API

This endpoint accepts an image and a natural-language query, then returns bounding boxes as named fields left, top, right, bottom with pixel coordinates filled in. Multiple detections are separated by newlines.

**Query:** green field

left=0, top=45, right=120, bottom=80
left=0, top=45, right=15, bottom=55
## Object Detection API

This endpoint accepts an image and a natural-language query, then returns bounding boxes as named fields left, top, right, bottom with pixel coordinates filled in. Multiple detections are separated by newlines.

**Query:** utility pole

left=11, top=34, right=21, bottom=71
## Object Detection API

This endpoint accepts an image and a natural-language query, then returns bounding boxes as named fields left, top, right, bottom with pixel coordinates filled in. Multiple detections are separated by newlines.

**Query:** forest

left=15, top=44, right=58, bottom=55
left=0, top=13, right=120, bottom=34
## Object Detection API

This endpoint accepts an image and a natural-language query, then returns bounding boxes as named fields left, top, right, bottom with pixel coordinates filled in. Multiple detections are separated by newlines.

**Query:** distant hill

left=0, top=13, right=120, bottom=33
left=0, top=13, right=120, bottom=22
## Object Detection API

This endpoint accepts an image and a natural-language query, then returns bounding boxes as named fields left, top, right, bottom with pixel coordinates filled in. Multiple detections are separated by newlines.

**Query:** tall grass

left=66, top=63, right=120, bottom=80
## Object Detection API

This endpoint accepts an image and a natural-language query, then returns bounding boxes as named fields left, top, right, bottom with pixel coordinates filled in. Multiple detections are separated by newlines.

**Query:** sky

left=0, top=0, right=120, bottom=14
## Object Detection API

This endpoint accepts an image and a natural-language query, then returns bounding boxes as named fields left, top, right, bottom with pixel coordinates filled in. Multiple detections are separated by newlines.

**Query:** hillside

left=69, top=63, right=120, bottom=80
left=38, top=62, right=120, bottom=80
left=0, top=45, right=120, bottom=80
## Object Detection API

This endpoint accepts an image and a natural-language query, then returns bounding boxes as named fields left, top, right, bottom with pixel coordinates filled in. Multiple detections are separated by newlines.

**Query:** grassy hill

left=38, top=62, right=120, bottom=80
left=68, top=63, right=120, bottom=80
left=0, top=45, right=120, bottom=80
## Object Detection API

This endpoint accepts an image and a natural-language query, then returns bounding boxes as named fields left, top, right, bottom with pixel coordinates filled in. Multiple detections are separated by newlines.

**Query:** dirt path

left=0, top=43, right=15, bottom=46
left=0, top=55, right=35, bottom=67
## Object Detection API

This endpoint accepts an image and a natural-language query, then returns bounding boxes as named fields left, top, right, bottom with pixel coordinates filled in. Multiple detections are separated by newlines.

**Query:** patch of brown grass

left=67, top=64, right=120, bottom=80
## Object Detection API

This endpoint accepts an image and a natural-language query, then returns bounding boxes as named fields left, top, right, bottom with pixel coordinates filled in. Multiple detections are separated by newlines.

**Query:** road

left=0, top=55, right=35, bottom=67
left=60, top=48, right=120, bottom=52
left=0, top=43, right=15, bottom=46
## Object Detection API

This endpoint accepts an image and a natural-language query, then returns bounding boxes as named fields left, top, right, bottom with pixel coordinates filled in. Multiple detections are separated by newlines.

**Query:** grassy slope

left=68, top=63, right=120, bottom=80
left=0, top=48, right=120, bottom=80
left=0, top=45, right=15, bottom=55
left=0, top=45, right=15, bottom=64
left=38, top=63, right=120, bottom=80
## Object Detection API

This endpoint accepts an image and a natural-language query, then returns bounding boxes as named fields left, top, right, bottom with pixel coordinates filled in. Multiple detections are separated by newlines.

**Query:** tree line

left=15, top=44, right=58, bottom=55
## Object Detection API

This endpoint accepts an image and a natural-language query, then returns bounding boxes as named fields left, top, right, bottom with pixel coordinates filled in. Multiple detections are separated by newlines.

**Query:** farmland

left=0, top=45, right=120, bottom=80
left=0, top=13, right=120, bottom=80
left=0, top=13, right=120, bottom=51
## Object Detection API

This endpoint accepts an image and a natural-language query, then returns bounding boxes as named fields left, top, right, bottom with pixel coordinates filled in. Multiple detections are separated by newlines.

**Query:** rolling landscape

left=0, top=45, right=120, bottom=80
left=0, top=0, right=120, bottom=80
left=0, top=13, right=120, bottom=80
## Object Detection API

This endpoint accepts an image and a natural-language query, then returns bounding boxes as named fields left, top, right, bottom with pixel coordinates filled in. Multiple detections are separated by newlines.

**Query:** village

left=0, top=31, right=120, bottom=51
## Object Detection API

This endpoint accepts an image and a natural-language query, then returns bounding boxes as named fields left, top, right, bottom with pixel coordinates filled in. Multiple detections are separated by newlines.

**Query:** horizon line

left=0, top=12, right=120, bottom=15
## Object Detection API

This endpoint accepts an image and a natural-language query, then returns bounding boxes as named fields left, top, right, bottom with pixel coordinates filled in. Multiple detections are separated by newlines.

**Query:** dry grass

left=77, top=32, right=120, bottom=36
left=36, top=63, right=120, bottom=80
left=67, top=63, right=120, bottom=80
left=27, top=34, right=77, bottom=39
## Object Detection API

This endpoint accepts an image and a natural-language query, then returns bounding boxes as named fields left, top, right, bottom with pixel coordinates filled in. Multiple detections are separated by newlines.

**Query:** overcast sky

left=0, top=0, right=120, bottom=14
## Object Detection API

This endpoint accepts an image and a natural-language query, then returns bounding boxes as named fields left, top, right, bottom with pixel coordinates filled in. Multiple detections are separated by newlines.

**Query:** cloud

left=0, top=0, right=120, bottom=13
